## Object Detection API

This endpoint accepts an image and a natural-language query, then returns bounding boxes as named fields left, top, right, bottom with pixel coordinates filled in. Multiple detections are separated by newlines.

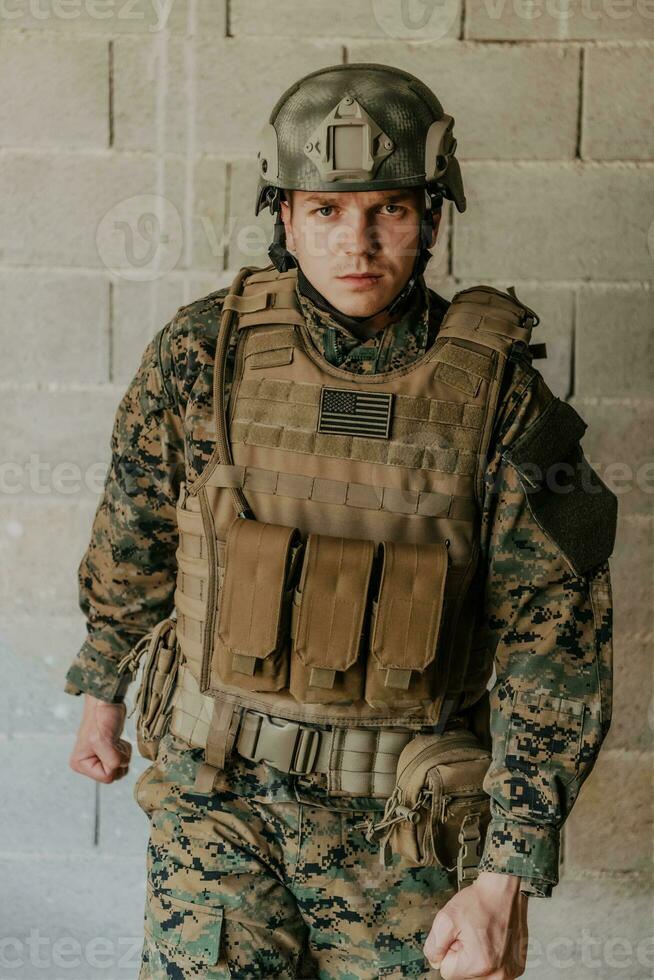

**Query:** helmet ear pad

left=420, top=191, right=443, bottom=252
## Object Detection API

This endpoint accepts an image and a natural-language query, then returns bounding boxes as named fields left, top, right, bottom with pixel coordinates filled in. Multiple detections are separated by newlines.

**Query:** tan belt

left=168, top=664, right=462, bottom=797
left=233, top=710, right=417, bottom=796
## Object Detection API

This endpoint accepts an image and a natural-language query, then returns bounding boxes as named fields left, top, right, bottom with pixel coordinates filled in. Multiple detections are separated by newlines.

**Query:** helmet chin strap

left=266, top=189, right=440, bottom=330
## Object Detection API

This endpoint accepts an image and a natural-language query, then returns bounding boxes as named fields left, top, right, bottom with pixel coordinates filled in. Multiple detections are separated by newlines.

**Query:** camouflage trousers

left=134, top=731, right=456, bottom=979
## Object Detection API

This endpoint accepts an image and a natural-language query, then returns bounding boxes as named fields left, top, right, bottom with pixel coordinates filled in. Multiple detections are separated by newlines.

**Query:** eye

left=382, top=204, right=404, bottom=215
left=315, top=205, right=335, bottom=217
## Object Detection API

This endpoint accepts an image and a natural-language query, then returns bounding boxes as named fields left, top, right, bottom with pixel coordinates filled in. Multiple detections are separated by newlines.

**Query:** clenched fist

left=69, top=693, right=132, bottom=784
left=424, top=871, right=529, bottom=979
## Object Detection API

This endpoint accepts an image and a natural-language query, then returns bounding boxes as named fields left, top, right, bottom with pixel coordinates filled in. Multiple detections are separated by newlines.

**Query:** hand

left=69, top=693, right=132, bottom=784
left=423, top=871, right=528, bottom=979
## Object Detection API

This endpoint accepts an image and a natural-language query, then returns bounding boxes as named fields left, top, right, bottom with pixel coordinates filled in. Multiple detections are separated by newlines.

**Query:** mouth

left=336, top=273, right=383, bottom=287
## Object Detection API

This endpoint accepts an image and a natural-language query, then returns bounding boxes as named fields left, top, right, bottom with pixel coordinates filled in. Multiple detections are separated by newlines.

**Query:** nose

left=339, top=212, right=379, bottom=257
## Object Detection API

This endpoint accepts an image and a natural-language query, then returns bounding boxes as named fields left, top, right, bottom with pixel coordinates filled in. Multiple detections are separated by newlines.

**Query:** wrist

left=474, top=870, right=523, bottom=895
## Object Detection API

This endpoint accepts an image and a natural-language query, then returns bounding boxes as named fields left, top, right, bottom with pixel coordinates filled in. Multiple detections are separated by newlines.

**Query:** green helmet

left=255, top=62, right=466, bottom=217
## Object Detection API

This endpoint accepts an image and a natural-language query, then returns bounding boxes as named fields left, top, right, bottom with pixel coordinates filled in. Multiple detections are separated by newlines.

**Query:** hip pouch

left=119, top=618, right=182, bottom=761
left=212, top=518, right=303, bottom=692
left=364, top=540, right=449, bottom=707
left=290, top=532, right=375, bottom=704
left=359, top=728, right=492, bottom=889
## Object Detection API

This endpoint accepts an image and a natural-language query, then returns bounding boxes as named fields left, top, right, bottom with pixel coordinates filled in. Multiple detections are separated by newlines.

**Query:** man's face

left=280, top=188, right=441, bottom=318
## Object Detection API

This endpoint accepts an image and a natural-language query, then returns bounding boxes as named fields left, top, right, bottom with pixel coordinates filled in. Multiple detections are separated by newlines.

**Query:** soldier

left=66, top=64, right=617, bottom=979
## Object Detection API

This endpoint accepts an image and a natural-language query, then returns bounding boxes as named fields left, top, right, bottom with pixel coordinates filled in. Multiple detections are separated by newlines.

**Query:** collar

left=295, top=268, right=434, bottom=374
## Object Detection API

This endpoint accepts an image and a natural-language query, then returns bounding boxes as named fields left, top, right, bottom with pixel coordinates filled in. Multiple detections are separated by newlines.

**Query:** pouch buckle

left=456, top=811, right=482, bottom=889
left=237, top=710, right=322, bottom=776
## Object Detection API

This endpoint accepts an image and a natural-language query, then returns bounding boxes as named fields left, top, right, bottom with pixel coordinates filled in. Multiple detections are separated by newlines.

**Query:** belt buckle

left=244, top=712, right=321, bottom=776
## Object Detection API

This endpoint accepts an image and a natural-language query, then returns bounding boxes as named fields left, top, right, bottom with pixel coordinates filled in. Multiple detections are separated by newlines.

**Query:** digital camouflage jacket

left=63, top=271, right=616, bottom=899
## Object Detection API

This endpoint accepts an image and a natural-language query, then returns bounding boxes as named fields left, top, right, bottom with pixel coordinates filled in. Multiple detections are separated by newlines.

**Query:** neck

left=296, top=265, right=412, bottom=340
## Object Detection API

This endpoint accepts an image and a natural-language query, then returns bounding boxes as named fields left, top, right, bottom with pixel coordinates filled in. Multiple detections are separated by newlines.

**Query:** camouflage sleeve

left=475, top=354, right=616, bottom=897
left=63, top=323, right=185, bottom=703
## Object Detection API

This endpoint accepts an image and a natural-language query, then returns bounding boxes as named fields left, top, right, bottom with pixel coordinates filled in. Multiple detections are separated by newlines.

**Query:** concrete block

left=572, top=400, right=654, bottom=517
left=465, top=0, right=654, bottom=41
left=524, top=876, right=654, bottom=978
left=0, top=735, right=95, bottom=853
left=194, top=37, right=343, bottom=155
left=0, top=0, right=223, bottom=35
left=0, top=499, right=98, bottom=607
left=97, top=752, right=151, bottom=856
left=190, top=270, right=232, bottom=295
left=563, top=749, right=654, bottom=874
left=0, top=614, right=92, bottom=736
left=113, top=35, right=188, bottom=152
left=347, top=41, right=580, bottom=160
left=102, top=154, right=227, bottom=274
left=0, top=854, right=146, bottom=978
left=232, top=0, right=462, bottom=40
left=452, top=163, right=654, bottom=280
left=0, top=271, right=109, bottom=384
left=423, top=275, right=458, bottom=301
left=583, top=47, right=654, bottom=161
left=607, top=633, right=654, bottom=750
left=112, top=277, right=186, bottom=384
left=0, top=34, right=108, bottom=148
left=191, top=155, right=229, bottom=270
left=2, top=387, right=124, bottom=490
left=609, top=516, right=654, bottom=640
left=0, top=151, right=157, bottom=268
left=575, top=285, right=654, bottom=398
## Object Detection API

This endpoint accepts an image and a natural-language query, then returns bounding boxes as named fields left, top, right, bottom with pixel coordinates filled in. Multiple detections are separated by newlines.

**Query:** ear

left=429, top=209, right=442, bottom=249
left=279, top=197, right=296, bottom=253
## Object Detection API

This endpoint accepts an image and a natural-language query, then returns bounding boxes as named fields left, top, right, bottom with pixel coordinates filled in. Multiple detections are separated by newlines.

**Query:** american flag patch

left=318, top=386, right=393, bottom=440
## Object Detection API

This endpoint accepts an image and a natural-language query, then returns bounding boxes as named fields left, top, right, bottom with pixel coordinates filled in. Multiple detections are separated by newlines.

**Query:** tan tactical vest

left=172, top=264, right=538, bottom=733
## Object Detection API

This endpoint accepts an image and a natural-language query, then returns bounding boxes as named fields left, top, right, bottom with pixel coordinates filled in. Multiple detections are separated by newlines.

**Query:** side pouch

left=290, top=533, right=375, bottom=704
left=360, top=729, right=491, bottom=889
left=119, top=618, right=181, bottom=762
left=364, top=540, right=449, bottom=707
left=213, top=518, right=303, bottom=692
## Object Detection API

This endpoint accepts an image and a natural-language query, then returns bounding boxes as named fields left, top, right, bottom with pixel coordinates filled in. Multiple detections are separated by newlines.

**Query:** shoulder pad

left=503, top=398, right=618, bottom=576
left=438, top=284, right=540, bottom=353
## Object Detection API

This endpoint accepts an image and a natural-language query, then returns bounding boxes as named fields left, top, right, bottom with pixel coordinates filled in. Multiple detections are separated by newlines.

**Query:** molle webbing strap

left=245, top=266, right=298, bottom=285
left=232, top=418, right=478, bottom=476
left=236, top=376, right=486, bottom=430
left=205, top=699, right=242, bottom=770
left=169, top=667, right=242, bottom=787
left=203, top=463, right=476, bottom=522
left=230, top=268, right=305, bottom=331
left=433, top=343, right=495, bottom=398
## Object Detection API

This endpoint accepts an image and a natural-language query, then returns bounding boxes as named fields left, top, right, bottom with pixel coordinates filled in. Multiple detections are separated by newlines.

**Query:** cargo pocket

left=504, top=690, right=585, bottom=821
left=364, top=541, right=449, bottom=708
left=290, top=533, right=375, bottom=704
left=212, top=519, right=303, bottom=692
left=143, top=882, right=226, bottom=972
